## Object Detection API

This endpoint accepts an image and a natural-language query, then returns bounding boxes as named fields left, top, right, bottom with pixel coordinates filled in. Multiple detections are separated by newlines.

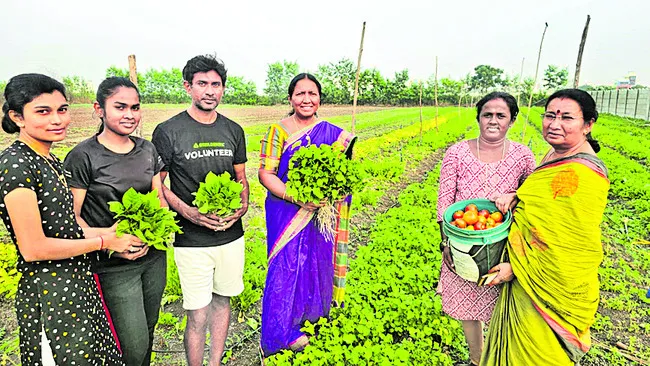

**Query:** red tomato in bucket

left=465, top=204, right=478, bottom=212
left=453, top=210, right=464, bottom=220
left=490, top=211, right=504, bottom=223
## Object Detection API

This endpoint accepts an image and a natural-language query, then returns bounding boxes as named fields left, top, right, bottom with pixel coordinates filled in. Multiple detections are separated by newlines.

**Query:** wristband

left=98, top=236, right=105, bottom=251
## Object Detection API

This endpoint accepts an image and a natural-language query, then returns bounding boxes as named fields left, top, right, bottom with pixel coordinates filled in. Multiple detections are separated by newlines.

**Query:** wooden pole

left=419, top=81, right=423, bottom=144
left=350, top=21, right=366, bottom=135
left=434, top=56, right=439, bottom=132
left=573, top=15, right=591, bottom=88
left=522, top=22, right=548, bottom=141
left=128, top=54, right=142, bottom=137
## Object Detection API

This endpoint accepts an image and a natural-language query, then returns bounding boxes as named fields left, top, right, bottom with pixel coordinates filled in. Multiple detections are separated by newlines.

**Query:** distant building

left=616, top=72, right=637, bottom=89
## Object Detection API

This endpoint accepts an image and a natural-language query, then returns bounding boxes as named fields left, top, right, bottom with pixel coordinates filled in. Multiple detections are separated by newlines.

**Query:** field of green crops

left=0, top=105, right=648, bottom=365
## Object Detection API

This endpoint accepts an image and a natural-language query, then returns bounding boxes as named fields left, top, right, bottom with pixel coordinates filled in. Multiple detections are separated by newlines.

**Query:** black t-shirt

left=152, top=111, right=247, bottom=247
left=63, top=135, right=165, bottom=273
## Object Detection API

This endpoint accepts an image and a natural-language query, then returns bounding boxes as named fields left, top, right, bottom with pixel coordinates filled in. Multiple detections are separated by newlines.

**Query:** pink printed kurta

left=437, top=139, right=536, bottom=321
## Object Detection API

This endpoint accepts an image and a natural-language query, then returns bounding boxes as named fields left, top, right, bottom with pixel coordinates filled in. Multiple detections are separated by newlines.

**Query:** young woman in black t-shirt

left=64, top=77, right=167, bottom=366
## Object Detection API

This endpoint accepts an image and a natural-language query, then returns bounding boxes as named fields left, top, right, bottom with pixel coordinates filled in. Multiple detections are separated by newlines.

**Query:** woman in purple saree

left=258, top=74, right=356, bottom=357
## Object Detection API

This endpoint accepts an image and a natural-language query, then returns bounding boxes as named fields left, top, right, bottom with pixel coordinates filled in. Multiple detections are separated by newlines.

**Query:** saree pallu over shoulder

left=266, top=121, right=356, bottom=262
left=482, top=154, right=610, bottom=365
left=261, top=121, right=356, bottom=357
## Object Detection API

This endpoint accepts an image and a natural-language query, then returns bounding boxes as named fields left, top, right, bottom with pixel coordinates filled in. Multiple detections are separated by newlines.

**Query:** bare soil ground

left=0, top=104, right=388, bottom=151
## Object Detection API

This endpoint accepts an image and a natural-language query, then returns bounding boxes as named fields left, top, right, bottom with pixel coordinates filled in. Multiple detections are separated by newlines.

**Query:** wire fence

left=589, top=89, right=650, bottom=121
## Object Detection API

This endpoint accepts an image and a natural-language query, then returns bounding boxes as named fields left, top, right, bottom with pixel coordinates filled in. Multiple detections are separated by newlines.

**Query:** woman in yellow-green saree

left=482, top=89, right=610, bottom=365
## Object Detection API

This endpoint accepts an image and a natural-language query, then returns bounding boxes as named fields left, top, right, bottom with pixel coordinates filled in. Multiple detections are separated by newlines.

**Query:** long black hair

left=545, top=89, right=600, bottom=153
left=2, top=74, right=67, bottom=134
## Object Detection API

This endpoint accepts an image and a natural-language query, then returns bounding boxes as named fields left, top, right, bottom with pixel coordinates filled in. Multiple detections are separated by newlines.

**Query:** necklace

left=476, top=138, right=508, bottom=195
left=19, top=140, right=68, bottom=188
left=291, top=114, right=316, bottom=131
left=476, top=137, right=507, bottom=163
left=292, top=114, right=316, bottom=145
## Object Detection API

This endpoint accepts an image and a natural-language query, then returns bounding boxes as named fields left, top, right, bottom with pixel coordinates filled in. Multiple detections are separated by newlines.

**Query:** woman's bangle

left=440, top=238, right=449, bottom=251
left=282, top=191, right=294, bottom=203
left=98, top=236, right=105, bottom=251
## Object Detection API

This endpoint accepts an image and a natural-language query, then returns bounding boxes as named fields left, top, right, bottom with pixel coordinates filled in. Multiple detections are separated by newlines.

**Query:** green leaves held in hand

left=109, top=188, right=182, bottom=251
left=192, top=171, right=243, bottom=216
left=285, top=143, right=365, bottom=205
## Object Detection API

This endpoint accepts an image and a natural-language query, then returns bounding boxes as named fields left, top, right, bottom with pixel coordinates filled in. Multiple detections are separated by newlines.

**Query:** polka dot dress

left=0, top=141, right=124, bottom=366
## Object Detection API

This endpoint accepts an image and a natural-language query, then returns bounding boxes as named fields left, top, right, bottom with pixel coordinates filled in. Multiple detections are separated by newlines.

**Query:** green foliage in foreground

left=286, top=143, right=365, bottom=205
left=192, top=171, right=243, bottom=216
left=110, top=188, right=182, bottom=251
left=267, top=112, right=474, bottom=365
left=0, top=243, right=19, bottom=299
left=268, top=168, right=464, bottom=365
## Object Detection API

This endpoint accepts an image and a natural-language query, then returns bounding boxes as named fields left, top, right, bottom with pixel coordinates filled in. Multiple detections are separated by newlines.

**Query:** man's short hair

left=182, top=54, right=228, bottom=86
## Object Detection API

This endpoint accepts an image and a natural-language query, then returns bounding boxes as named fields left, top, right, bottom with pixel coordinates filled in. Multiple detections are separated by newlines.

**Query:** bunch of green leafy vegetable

left=285, top=143, right=365, bottom=238
left=109, top=188, right=182, bottom=251
left=285, top=143, right=365, bottom=205
left=192, top=171, right=243, bottom=216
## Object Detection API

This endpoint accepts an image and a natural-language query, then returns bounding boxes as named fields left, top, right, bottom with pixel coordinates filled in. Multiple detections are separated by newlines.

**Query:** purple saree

left=260, top=121, right=355, bottom=356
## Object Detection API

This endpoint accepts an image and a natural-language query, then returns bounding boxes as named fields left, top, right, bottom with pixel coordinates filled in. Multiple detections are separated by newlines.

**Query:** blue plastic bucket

left=442, top=199, right=512, bottom=282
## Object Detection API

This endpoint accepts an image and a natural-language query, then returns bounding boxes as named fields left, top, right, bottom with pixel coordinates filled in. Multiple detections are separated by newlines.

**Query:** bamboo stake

left=419, top=81, right=423, bottom=145
left=128, top=55, right=142, bottom=137
left=573, top=15, right=591, bottom=88
left=522, top=22, right=548, bottom=141
left=434, top=56, right=439, bottom=132
left=351, top=21, right=366, bottom=135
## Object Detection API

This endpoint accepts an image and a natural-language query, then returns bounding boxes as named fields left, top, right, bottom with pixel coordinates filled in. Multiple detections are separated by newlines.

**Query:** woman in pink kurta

left=436, top=92, right=536, bottom=366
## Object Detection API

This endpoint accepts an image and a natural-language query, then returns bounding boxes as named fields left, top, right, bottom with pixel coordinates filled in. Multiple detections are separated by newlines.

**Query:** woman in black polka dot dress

left=0, top=74, right=142, bottom=365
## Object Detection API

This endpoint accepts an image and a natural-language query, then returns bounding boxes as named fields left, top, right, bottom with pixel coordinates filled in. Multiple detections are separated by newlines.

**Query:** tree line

left=1, top=61, right=644, bottom=106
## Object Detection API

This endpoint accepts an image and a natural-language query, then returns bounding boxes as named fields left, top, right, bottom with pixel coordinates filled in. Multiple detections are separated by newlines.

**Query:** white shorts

left=174, top=237, right=245, bottom=310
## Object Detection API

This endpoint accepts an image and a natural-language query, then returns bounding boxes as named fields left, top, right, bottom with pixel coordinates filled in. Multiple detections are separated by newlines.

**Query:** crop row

left=152, top=107, right=473, bottom=364
left=264, top=107, right=549, bottom=365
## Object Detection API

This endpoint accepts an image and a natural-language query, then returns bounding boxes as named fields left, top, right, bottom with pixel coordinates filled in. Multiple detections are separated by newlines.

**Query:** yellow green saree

left=481, top=153, right=610, bottom=365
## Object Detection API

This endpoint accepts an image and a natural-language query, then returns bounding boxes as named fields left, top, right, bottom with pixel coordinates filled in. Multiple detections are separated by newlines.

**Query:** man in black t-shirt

left=152, top=55, right=249, bottom=366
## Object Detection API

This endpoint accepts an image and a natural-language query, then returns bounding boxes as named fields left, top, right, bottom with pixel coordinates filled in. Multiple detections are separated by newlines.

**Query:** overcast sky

left=1, top=0, right=647, bottom=92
